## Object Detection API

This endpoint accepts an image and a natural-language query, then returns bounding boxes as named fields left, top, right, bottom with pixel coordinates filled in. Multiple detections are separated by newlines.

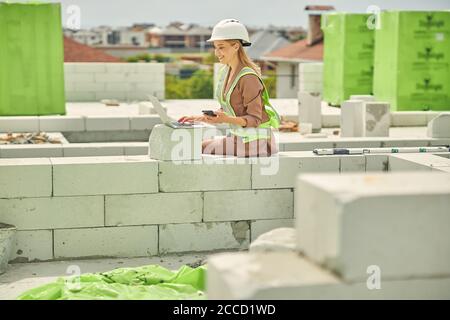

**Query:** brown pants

left=202, top=133, right=278, bottom=157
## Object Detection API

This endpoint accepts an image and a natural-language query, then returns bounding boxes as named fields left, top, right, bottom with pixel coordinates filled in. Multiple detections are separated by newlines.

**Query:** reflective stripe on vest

left=216, top=65, right=281, bottom=143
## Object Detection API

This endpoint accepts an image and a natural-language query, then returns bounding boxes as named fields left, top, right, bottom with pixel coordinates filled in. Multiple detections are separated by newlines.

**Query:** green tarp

left=373, top=11, right=450, bottom=111
left=322, top=13, right=374, bottom=106
left=0, top=2, right=66, bottom=116
left=17, top=264, right=207, bottom=300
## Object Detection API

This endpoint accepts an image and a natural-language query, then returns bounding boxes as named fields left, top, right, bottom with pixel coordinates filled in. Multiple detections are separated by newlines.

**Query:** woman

left=178, top=19, right=281, bottom=157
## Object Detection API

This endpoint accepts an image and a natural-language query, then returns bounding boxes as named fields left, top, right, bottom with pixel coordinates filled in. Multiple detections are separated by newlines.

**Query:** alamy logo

left=419, top=14, right=445, bottom=29
left=417, top=47, right=444, bottom=61
left=416, top=78, right=443, bottom=92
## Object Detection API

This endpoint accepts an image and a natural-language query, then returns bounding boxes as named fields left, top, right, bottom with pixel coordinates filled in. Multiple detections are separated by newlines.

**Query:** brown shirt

left=218, top=63, right=270, bottom=127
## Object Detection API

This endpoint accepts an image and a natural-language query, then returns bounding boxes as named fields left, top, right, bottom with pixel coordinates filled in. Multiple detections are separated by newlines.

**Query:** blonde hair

left=228, top=40, right=261, bottom=77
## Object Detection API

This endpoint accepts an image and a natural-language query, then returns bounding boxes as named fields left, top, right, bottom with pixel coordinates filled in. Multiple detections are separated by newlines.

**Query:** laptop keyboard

left=172, top=121, right=193, bottom=127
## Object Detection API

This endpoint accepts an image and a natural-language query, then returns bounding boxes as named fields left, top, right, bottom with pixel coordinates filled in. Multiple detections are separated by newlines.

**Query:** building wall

left=64, top=63, right=165, bottom=102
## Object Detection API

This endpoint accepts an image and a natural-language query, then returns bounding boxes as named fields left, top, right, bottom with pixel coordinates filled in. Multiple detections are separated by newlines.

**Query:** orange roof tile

left=263, top=39, right=323, bottom=62
left=64, top=36, right=122, bottom=62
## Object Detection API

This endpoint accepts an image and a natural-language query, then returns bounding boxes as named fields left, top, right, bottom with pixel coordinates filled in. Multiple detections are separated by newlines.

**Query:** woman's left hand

left=203, top=111, right=229, bottom=124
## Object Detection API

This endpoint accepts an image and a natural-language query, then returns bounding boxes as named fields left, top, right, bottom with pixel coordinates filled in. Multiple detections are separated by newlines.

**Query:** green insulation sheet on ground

left=17, top=264, right=207, bottom=300
left=373, top=11, right=450, bottom=111
left=0, top=2, right=66, bottom=116
left=322, top=13, right=374, bottom=106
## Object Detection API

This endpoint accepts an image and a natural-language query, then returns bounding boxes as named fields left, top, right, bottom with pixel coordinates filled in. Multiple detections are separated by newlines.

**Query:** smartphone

left=202, top=110, right=217, bottom=117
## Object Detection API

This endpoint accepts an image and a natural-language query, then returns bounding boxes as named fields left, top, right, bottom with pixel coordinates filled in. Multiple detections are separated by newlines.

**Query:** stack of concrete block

left=299, top=63, right=323, bottom=94
left=298, top=92, right=322, bottom=133
left=64, top=63, right=165, bottom=102
left=427, top=113, right=450, bottom=138
left=207, top=172, right=450, bottom=299
left=340, top=97, right=390, bottom=137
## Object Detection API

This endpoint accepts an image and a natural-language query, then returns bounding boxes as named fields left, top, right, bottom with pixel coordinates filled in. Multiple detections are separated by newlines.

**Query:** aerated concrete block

left=54, top=226, right=158, bottom=259
left=159, top=159, right=251, bottom=192
left=207, top=252, right=339, bottom=299
left=298, top=92, right=322, bottom=132
left=62, top=143, right=125, bottom=157
left=388, top=153, right=450, bottom=172
left=39, top=116, right=85, bottom=132
left=52, top=156, right=158, bottom=196
left=0, top=196, right=103, bottom=230
left=0, top=117, right=39, bottom=133
left=0, top=145, right=63, bottom=158
left=391, top=112, right=428, bottom=127
left=364, top=102, right=390, bottom=137
left=340, top=155, right=366, bottom=172
left=105, top=192, right=203, bottom=226
left=250, top=219, right=295, bottom=241
left=251, top=152, right=340, bottom=189
left=350, top=95, right=375, bottom=102
left=207, top=251, right=450, bottom=299
left=10, top=230, right=53, bottom=262
left=159, top=221, right=250, bottom=254
left=388, top=155, right=432, bottom=171
left=0, top=158, right=52, bottom=198
left=296, top=172, right=450, bottom=281
left=129, top=115, right=161, bottom=130
left=124, top=143, right=148, bottom=156
left=365, top=155, right=389, bottom=172
left=149, top=124, right=202, bottom=161
left=203, top=189, right=293, bottom=222
left=85, top=116, right=130, bottom=131
left=340, top=100, right=364, bottom=137
left=427, top=113, right=450, bottom=138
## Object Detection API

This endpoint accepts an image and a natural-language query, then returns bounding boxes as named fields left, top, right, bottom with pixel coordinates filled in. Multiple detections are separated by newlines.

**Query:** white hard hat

left=207, top=19, right=251, bottom=46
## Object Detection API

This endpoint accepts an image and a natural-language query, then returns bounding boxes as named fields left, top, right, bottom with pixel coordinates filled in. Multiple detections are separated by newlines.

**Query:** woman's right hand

left=178, top=115, right=205, bottom=123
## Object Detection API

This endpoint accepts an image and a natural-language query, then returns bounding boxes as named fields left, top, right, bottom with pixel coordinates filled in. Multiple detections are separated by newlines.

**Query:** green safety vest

left=216, top=65, right=281, bottom=143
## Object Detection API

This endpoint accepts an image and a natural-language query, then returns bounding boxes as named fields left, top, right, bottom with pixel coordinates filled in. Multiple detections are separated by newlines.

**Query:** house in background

left=262, top=5, right=334, bottom=98
left=245, top=30, right=291, bottom=72
left=64, top=36, right=122, bottom=62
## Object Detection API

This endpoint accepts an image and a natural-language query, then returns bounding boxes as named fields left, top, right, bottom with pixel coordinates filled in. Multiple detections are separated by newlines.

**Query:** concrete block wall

left=0, top=151, right=399, bottom=262
left=64, top=63, right=165, bottom=102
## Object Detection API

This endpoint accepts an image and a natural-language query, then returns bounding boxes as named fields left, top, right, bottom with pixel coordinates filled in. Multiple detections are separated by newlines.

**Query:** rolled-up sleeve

left=238, top=75, right=264, bottom=128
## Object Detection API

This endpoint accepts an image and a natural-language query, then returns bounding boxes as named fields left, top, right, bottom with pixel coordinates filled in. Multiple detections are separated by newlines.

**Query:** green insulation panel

left=0, top=2, right=66, bottom=116
left=373, top=11, right=450, bottom=111
left=322, top=13, right=374, bottom=106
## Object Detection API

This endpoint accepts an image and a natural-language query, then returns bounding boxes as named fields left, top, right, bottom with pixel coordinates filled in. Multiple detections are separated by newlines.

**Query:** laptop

left=148, top=95, right=204, bottom=129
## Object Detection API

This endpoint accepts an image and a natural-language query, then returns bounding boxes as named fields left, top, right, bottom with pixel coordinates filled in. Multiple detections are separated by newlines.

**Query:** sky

left=42, top=0, right=450, bottom=29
